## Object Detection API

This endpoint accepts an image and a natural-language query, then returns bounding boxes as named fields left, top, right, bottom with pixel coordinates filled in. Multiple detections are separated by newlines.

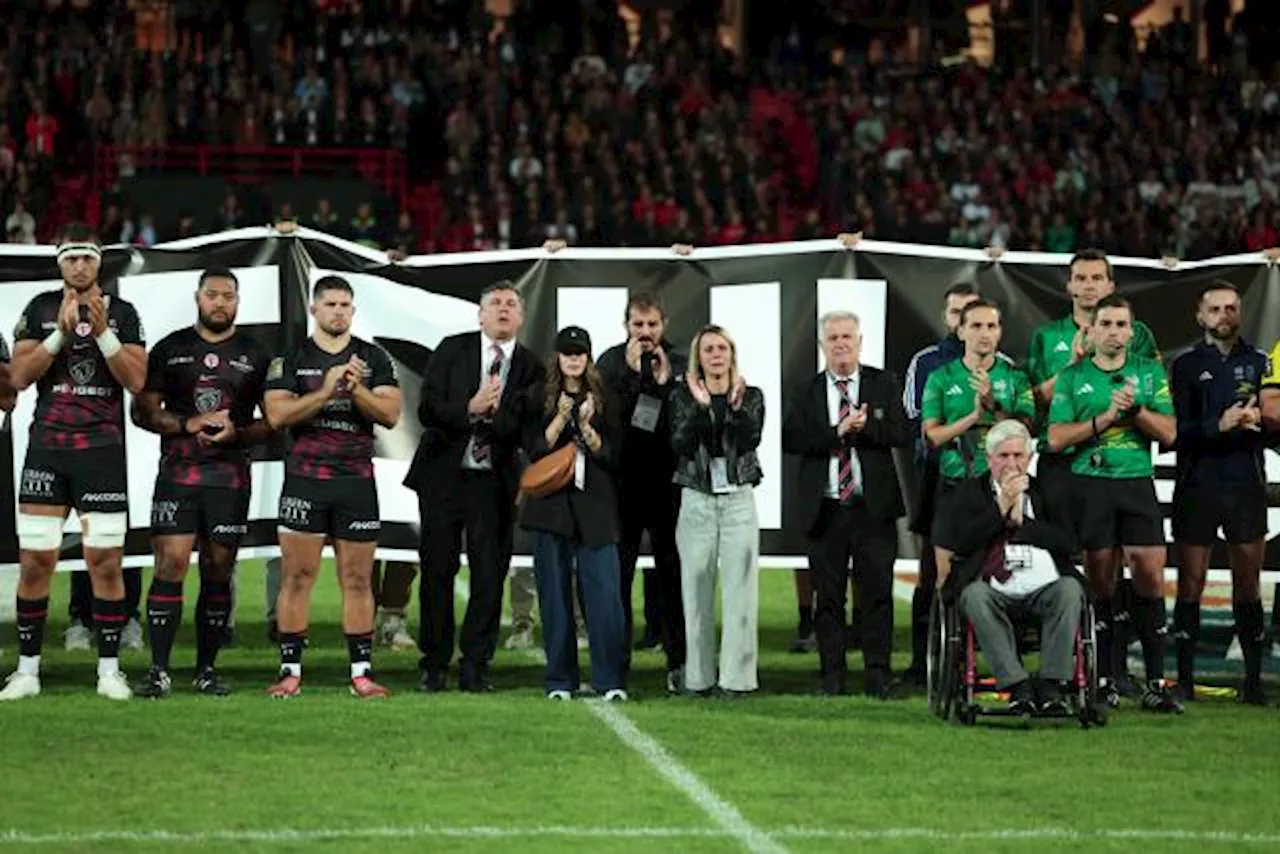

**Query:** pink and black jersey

left=14, top=290, right=145, bottom=449
left=266, top=336, right=398, bottom=480
left=145, top=327, right=270, bottom=489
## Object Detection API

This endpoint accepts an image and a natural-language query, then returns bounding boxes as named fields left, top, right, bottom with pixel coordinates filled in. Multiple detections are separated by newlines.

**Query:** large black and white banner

left=1, top=227, right=1277, bottom=569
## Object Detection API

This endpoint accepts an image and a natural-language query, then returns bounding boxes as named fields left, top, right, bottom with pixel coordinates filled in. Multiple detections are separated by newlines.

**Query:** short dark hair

left=480, top=279, right=522, bottom=307
left=1069, top=248, right=1113, bottom=281
left=313, top=275, right=354, bottom=299
left=959, top=299, right=1001, bottom=326
left=1091, top=293, right=1132, bottom=321
left=1198, top=280, right=1239, bottom=304
left=625, top=291, right=667, bottom=321
left=198, top=267, right=239, bottom=290
left=58, top=222, right=99, bottom=245
left=943, top=282, right=980, bottom=302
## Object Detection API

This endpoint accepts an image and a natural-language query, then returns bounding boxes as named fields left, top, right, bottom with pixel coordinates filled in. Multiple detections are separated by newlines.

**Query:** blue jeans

left=532, top=532, right=626, bottom=693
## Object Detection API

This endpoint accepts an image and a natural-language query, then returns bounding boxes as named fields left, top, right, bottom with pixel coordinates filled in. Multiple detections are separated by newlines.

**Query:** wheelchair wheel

left=927, top=597, right=959, bottom=721
left=1079, top=600, right=1100, bottom=714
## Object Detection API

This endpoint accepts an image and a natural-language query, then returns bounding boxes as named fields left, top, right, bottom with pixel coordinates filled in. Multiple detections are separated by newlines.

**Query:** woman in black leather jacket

left=668, top=324, right=765, bottom=697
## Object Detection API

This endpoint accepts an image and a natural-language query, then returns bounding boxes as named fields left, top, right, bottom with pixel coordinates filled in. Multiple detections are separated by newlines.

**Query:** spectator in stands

left=349, top=201, right=380, bottom=247
left=311, top=199, right=341, bottom=232
left=5, top=200, right=35, bottom=244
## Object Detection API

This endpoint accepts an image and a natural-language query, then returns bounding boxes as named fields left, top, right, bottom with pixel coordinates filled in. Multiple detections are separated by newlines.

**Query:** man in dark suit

left=935, top=419, right=1086, bottom=715
left=403, top=280, right=545, bottom=692
left=783, top=310, right=909, bottom=698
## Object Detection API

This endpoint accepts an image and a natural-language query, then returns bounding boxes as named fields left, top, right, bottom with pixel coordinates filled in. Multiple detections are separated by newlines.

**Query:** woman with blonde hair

left=668, top=324, right=765, bottom=696
left=519, top=327, right=628, bottom=701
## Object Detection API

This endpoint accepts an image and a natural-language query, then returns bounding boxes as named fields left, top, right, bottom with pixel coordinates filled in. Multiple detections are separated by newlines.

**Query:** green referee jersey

left=921, top=357, right=1035, bottom=480
left=1026, top=314, right=1160, bottom=387
left=1047, top=354, right=1173, bottom=479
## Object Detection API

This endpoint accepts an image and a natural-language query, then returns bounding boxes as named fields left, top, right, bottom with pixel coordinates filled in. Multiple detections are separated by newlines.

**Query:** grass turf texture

left=0, top=562, right=1277, bottom=853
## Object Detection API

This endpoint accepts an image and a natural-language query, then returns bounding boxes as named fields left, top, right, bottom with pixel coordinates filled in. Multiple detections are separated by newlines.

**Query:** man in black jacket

left=935, top=419, right=1086, bottom=715
left=403, top=280, right=545, bottom=693
left=595, top=292, right=687, bottom=692
left=783, top=310, right=910, bottom=698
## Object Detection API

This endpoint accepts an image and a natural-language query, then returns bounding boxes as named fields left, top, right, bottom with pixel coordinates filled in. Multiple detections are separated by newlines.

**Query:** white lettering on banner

left=710, top=282, right=782, bottom=530
left=816, top=279, right=888, bottom=370
left=120, top=268, right=283, bottom=527
left=556, top=287, right=628, bottom=360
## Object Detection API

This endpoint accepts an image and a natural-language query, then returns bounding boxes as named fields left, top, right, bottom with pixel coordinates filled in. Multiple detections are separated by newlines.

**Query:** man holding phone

left=1048, top=295, right=1181, bottom=713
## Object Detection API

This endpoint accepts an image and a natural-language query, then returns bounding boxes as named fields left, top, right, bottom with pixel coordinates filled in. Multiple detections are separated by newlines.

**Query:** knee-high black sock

left=279, top=632, right=305, bottom=676
left=909, top=586, right=933, bottom=671
left=146, top=580, right=185, bottom=670
left=16, top=596, right=49, bottom=658
left=1233, top=600, right=1266, bottom=691
left=1113, top=585, right=1134, bottom=678
left=347, top=632, right=374, bottom=678
left=797, top=601, right=813, bottom=634
left=196, top=580, right=232, bottom=671
left=93, top=597, right=127, bottom=660
left=1133, top=594, right=1167, bottom=684
left=1094, top=597, right=1115, bottom=682
left=1173, top=599, right=1200, bottom=690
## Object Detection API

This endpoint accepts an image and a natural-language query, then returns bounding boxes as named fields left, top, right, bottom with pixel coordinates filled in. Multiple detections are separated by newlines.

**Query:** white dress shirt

left=989, top=479, right=1060, bottom=599
left=825, top=370, right=863, bottom=499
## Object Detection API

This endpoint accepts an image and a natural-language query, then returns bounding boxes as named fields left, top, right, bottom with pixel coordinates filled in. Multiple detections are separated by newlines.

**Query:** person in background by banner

left=1170, top=283, right=1270, bottom=706
left=130, top=267, right=274, bottom=698
left=373, top=561, right=418, bottom=650
left=899, top=281, right=981, bottom=685
left=518, top=326, right=628, bottom=701
left=1, top=225, right=147, bottom=702
left=404, top=280, right=545, bottom=693
left=1048, top=295, right=1181, bottom=713
left=670, top=324, right=765, bottom=697
left=784, top=310, right=910, bottom=698
left=1263, top=337, right=1280, bottom=650
left=64, top=570, right=143, bottom=652
left=1025, top=248, right=1159, bottom=699
left=263, top=275, right=402, bottom=699
left=922, top=300, right=1035, bottom=598
left=595, top=291, right=688, bottom=694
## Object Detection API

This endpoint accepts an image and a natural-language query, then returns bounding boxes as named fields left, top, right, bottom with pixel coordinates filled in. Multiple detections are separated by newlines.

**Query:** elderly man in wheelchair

left=929, top=420, right=1104, bottom=726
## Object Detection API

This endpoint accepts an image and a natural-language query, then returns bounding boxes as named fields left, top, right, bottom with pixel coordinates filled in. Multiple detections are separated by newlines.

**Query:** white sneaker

left=0, top=672, right=41, bottom=701
left=64, top=623, right=93, bottom=651
left=377, top=614, right=416, bottom=651
left=97, top=671, right=132, bottom=701
left=546, top=689, right=572, bottom=701
left=121, top=618, right=145, bottom=651
left=504, top=626, right=535, bottom=651
left=603, top=688, right=629, bottom=703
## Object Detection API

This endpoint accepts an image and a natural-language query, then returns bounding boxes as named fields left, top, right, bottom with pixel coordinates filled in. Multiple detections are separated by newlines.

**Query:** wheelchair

left=926, top=592, right=1108, bottom=728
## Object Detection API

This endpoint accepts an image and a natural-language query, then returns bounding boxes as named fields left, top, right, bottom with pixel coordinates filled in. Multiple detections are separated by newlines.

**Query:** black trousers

left=807, top=499, right=897, bottom=683
left=617, top=480, right=685, bottom=672
left=417, top=471, right=513, bottom=673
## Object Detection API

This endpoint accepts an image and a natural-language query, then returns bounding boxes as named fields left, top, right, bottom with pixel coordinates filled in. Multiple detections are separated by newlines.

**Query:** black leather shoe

left=864, top=668, right=902, bottom=700
left=1007, top=680, right=1036, bottom=715
left=817, top=678, right=849, bottom=697
left=418, top=670, right=446, bottom=693
left=458, top=664, right=494, bottom=693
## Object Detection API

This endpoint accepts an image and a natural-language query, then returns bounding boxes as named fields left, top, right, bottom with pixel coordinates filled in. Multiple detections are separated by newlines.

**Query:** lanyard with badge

left=631, top=353, right=663, bottom=432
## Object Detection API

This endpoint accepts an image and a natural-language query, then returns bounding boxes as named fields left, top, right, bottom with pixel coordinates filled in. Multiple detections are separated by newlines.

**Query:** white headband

left=56, top=243, right=103, bottom=264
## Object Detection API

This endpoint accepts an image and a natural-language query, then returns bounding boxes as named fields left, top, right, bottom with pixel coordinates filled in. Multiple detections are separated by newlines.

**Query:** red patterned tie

left=472, top=344, right=504, bottom=462
left=836, top=379, right=859, bottom=502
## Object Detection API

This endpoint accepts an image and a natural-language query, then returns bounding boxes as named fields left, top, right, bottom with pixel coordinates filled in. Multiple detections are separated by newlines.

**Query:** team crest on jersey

left=69, top=359, right=95, bottom=385
left=266, top=357, right=284, bottom=381
left=195, top=387, right=223, bottom=414
left=14, top=314, right=26, bottom=338
left=204, top=353, right=220, bottom=369
left=75, top=321, right=92, bottom=337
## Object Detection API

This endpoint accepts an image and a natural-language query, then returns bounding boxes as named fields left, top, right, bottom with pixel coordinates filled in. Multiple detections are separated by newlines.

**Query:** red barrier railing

left=93, top=145, right=408, bottom=207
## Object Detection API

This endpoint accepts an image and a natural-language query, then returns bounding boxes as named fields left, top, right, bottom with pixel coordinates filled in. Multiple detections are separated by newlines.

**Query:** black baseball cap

left=555, top=326, right=592, bottom=355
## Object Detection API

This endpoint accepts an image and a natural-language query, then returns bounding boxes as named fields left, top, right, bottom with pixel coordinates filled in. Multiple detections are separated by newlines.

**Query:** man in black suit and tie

left=933, top=419, right=1086, bottom=715
left=403, top=280, right=545, bottom=692
left=783, top=310, right=910, bottom=698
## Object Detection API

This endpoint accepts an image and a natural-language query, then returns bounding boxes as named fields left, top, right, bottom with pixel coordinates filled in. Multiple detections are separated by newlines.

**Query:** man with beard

left=264, top=276, right=402, bottom=698
left=1048, top=295, right=1181, bottom=713
left=0, top=224, right=147, bottom=701
left=130, top=268, right=274, bottom=697
left=1169, top=283, right=1270, bottom=706
left=596, top=292, right=687, bottom=691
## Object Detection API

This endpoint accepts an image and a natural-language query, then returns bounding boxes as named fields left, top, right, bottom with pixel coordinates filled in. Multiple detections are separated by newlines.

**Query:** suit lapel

left=462, top=332, right=482, bottom=397
left=812, top=373, right=827, bottom=425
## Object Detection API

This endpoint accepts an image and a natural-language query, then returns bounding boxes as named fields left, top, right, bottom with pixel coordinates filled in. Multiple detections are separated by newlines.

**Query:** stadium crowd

left=2, top=1, right=1280, bottom=258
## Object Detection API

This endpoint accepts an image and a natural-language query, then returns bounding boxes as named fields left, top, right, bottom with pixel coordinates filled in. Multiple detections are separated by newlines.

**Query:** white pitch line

left=585, top=700, right=791, bottom=854
left=1, top=825, right=1278, bottom=847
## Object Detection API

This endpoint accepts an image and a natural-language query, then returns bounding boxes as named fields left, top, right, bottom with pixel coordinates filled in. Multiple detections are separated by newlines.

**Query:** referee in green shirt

left=921, top=300, right=1035, bottom=579
left=1047, top=294, right=1182, bottom=713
